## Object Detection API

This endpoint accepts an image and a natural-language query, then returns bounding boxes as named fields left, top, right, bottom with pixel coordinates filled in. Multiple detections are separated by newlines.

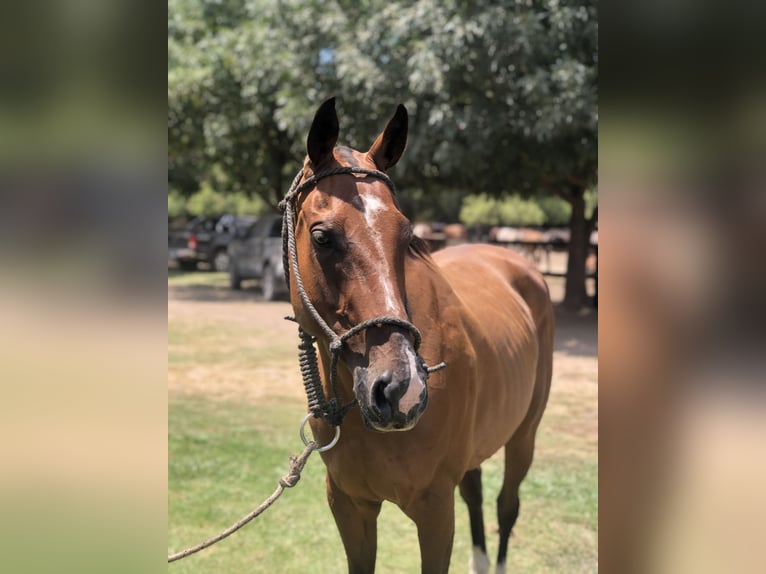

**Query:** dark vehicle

left=168, top=214, right=255, bottom=271
left=227, top=214, right=287, bottom=300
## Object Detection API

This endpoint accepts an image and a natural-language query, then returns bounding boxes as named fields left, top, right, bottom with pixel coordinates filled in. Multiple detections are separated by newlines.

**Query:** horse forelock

left=303, top=145, right=362, bottom=173
left=335, top=145, right=362, bottom=167
left=299, top=146, right=398, bottom=210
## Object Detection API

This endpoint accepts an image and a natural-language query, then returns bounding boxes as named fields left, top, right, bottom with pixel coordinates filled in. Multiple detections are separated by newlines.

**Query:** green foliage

left=168, top=0, right=340, bottom=207
left=537, top=195, right=572, bottom=226
left=168, top=0, right=597, bottom=211
left=498, top=196, right=547, bottom=227
left=168, top=0, right=598, bottom=304
left=460, top=193, right=561, bottom=227
left=231, top=192, right=269, bottom=215
left=184, top=183, right=270, bottom=217
left=168, top=189, right=187, bottom=219
left=459, top=194, right=502, bottom=226
left=327, top=0, right=598, bottom=198
left=399, top=188, right=466, bottom=223
left=185, top=183, right=231, bottom=216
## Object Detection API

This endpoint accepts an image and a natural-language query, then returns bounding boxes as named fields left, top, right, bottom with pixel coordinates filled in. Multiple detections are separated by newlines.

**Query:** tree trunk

left=563, top=186, right=589, bottom=310
left=587, top=207, right=598, bottom=308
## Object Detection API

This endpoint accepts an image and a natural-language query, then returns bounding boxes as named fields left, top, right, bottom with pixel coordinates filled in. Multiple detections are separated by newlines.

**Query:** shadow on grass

left=169, top=284, right=266, bottom=303
left=168, top=268, right=287, bottom=303
left=168, top=281, right=289, bottom=304
left=553, top=304, right=597, bottom=359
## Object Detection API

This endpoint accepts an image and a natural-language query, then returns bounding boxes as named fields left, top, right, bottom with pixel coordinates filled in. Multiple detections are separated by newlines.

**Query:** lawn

left=167, top=274, right=598, bottom=572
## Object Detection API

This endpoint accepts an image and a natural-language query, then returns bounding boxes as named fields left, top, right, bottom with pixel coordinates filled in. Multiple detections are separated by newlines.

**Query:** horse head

left=289, top=98, right=428, bottom=432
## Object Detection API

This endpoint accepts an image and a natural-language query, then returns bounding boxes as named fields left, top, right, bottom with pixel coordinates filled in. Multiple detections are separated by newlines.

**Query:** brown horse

left=285, top=98, right=553, bottom=574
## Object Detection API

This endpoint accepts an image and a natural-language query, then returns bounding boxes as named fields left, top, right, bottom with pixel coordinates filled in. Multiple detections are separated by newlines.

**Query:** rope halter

left=279, top=166, right=446, bottom=427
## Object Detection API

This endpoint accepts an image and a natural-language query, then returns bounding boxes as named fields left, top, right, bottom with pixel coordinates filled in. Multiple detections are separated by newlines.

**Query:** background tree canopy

left=168, top=0, right=597, bottom=307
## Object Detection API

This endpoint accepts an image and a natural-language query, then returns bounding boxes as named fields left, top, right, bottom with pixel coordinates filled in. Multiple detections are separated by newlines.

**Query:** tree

left=168, top=0, right=598, bottom=307
left=168, top=0, right=339, bottom=208
left=328, top=0, right=597, bottom=308
left=459, top=194, right=547, bottom=227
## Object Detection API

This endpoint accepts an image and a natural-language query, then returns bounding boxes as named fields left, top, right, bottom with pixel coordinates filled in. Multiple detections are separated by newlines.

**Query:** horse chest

left=322, top=432, right=448, bottom=502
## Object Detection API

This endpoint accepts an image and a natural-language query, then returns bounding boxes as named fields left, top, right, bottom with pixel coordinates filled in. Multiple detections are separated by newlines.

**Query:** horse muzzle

left=353, top=341, right=429, bottom=432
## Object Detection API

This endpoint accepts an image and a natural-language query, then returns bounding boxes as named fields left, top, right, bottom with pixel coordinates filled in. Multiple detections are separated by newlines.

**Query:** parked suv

left=227, top=214, right=287, bottom=300
left=168, top=214, right=254, bottom=271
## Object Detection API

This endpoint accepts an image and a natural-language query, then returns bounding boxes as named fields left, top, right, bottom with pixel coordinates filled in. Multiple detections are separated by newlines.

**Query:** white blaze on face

left=359, top=192, right=404, bottom=316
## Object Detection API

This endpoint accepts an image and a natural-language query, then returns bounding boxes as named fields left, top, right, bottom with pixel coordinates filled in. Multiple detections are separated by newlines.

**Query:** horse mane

left=408, top=234, right=435, bottom=265
left=335, top=146, right=361, bottom=167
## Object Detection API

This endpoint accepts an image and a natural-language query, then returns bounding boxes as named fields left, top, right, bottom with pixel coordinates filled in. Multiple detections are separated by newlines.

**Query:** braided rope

left=167, top=442, right=317, bottom=563
left=167, top=167, right=446, bottom=565
left=279, top=165, right=446, bottom=427
left=340, top=316, right=423, bottom=351
left=296, top=328, right=324, bottom=418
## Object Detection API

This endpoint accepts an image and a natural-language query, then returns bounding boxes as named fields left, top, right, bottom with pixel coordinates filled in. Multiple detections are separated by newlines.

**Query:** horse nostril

left=371, top=371, right=393, bottom=416
left=370, top=371, right=413, bottom=420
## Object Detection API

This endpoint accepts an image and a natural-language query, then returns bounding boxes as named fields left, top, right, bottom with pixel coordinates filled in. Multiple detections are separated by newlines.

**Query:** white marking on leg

left=469, top=546, right=490, bottom=574
left=494, top=561, right=506, bottom=574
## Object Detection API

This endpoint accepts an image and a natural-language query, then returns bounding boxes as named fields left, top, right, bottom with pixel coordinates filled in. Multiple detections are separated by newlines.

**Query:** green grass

left=168, top=396, right=347, bottom=573
left=168, top=274, right=597, bottom=572
left=168, top=394, right=597, bottom=573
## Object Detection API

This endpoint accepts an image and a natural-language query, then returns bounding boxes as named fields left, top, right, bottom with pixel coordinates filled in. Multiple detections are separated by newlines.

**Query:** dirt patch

left=168, top=287, right=305, bottom=402
left=168, top=281, right=598, bottom=451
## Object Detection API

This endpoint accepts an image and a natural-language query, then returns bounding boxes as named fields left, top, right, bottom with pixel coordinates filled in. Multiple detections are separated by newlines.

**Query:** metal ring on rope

left=300, top=413, right=341, bottom=452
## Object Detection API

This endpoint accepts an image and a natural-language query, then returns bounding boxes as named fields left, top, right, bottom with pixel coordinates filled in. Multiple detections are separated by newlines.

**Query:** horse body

left=289, top=99, right=552, bottom=573
left=431, top=244, right=548, bottom=465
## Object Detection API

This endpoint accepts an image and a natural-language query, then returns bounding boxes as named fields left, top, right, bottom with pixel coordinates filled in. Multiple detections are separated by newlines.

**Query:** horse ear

left=307, top=97, right=339, bottom=167
left=368, top=104, right=408, bottom=171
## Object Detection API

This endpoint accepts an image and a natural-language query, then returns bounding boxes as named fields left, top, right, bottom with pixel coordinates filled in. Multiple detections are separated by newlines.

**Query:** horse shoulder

left=428, top=245, right=548, bottom=461
left=434, top=244, right=552, bottom=326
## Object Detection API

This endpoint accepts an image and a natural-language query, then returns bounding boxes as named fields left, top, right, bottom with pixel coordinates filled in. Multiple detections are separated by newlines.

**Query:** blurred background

left=600, top=1, right=766, bottom=573
left=1, top=1, right=165, bottom=574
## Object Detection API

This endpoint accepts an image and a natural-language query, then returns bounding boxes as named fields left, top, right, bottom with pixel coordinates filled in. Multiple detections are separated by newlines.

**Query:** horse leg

left=495, top=299, right=553, bottom=574
left=326, top=473, right=382, bottom=574
left=495, top=433, right=536, bottom=574
left=496, top=372, right=549, bottom=573
left=403, top=482, right=456, bottom=574
left=459, top=468, right=490, bottom=574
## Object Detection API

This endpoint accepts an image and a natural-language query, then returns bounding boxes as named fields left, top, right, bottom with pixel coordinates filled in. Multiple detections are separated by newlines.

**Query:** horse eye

left=311, top=228, right=333, bottom=247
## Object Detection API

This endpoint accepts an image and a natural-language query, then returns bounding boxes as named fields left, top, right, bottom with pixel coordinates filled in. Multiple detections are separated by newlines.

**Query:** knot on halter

left=329, top=338, right=343, bottom=353
left=278, top=448, right=316, bottom=488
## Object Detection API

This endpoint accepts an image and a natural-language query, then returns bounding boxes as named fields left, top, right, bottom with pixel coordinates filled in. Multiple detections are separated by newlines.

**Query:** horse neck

left=403, top=251, right=457, bottom=349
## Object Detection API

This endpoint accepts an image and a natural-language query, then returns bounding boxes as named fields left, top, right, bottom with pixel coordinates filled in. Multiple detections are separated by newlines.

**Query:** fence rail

left=489, top=240, right=598, bottom=278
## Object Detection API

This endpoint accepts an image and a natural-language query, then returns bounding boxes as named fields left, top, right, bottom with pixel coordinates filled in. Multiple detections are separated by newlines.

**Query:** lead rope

left=167, top=168, right=447, bottom=564
left=279, top=167, right=446, bottom=428
left=168, top=441, right=317, bottom=563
